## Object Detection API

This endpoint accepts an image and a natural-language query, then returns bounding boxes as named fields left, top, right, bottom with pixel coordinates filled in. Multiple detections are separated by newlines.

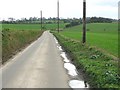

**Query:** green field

left=1, top=22, right=119, bottom=88
left=52, top=23, right=119, bottom=88
left=2, top=23, right=65, bottom=30
left=1, top=23, right=65, bottom=63
left=53, top=32, right=119, bottom=88
left=60, top=23, right=118, bottom=57
left=2, top=23, right=118, bottom=58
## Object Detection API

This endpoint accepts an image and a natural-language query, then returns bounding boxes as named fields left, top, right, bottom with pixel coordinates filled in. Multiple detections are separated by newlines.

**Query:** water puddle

left=60, top=52, right=70, bottom=63
left=54, top=37, right=58, bottom=44
left=69, top=80, right=89, bottom=88
left=64, top=63, right=78, bottom=76
left=58, top=46, right=62, bottom=51
left=53, top=36, right=90, bottom=89
left=57, top=46, right=63, bottom=51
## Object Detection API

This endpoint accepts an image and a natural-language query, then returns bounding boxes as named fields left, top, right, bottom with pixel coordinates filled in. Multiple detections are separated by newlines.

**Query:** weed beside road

left=53, top=32, right=119, bottom=88
left=2, top=29, right=44, bottom=64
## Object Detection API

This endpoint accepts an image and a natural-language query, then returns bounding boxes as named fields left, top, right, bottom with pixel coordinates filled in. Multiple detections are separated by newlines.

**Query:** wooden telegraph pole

left=57, top=0, right=59, bottom=33
left=82, top=0, right=86, bottom=43
left=41, top=10, right=42, bottom=30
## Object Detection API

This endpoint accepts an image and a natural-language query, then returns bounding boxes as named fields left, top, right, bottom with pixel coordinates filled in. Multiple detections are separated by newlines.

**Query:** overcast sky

left=0, top=0, right=119, bottom=20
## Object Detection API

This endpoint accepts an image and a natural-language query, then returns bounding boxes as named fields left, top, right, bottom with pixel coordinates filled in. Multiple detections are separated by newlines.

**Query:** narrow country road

left=2, top=31, right=70, bottom=88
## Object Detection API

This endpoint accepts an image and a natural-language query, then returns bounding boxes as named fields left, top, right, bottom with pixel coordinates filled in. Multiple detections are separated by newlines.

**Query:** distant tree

left=89, top=17, right=112, bottom=23
left=65, top=19, right=80, bottom=28
left=2, top=17, right=114, bottom=24
left=65, top=24, right=71, bottom=28
left=7, top=17, right=15, bottom=24
left=32, top=17, right=38, bottom=21
left=8, top=18, right=15, bottom=22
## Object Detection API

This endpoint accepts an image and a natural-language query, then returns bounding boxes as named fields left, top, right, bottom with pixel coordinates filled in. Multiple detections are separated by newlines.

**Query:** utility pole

left=41, top=10, right=42, bottom=30
left=82, top=0, right=86, bottom=43
left=57, top=0, right=59, bottom=33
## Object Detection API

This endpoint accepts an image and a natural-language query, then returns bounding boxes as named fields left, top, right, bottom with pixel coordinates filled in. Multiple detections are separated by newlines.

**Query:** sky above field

left=0, top=0, right=119, bottom=20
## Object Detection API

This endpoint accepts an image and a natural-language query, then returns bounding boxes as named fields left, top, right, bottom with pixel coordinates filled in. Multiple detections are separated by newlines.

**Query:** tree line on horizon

left=1, top=17, right=117, bottom=25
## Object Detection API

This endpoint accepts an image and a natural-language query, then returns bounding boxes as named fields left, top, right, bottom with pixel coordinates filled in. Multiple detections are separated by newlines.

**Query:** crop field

left=1, top=23, right=65, bottom=63
left=1, top=22, right=119, bottom=88
left=60, top=23, right=118, bottom=57
left=52, top=22, right=119, bottom=88
left=53, top=32, right=119, bottom=88
left=52, top=23, right=119, bottom=88
left=2, top=23, right=65, bottom=30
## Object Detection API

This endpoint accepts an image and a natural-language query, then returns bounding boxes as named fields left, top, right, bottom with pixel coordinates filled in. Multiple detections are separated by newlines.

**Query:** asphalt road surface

left=2, top=31, right=70, bottom=88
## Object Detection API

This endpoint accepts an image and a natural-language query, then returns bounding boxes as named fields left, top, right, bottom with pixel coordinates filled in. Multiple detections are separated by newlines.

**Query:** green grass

left=60, top=23, right=118, bottom=57
left=1, top=23, right=66, bottom=63
left=53, top=32, right=119, bottom=88
left=2, top=23, right=65, bottom=30
left=2, top=29, right=44, bottom=63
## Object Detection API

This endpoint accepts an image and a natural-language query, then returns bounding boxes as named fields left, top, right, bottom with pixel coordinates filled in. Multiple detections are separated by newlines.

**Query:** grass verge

left=52, top=31, right=119, bottom=88
left=2, top=29, right=44, bottom=64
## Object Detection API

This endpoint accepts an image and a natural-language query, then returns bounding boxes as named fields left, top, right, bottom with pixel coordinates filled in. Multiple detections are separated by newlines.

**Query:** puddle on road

left=54, top=37, right=58, bottom=44
left=58, top=46, right=63, bottom=51
left=64, top=63, right=78, bottom=76
left=57, top=46, right=63, bottom=51
left=60, top=52, right=70, bottom=63
left=53, top=36, right=90, bottom=89
left=69, top=80, right=89, bottom=88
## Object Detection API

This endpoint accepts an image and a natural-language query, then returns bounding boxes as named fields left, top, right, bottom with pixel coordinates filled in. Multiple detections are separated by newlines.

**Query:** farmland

left=61, top=23, right=118, bottom=57
left=51, top=22, right=119, bottom=88
left=2, top=23, right=65, bottom=30
left=1, top=0, right=119, bottom=88
left=1, top=22, right=119, bottom=88
left=2, top=23, right=118, bottom=63
left=1, top=23, right=66, bottom=63
left=52, top=22, right=119, bottom=88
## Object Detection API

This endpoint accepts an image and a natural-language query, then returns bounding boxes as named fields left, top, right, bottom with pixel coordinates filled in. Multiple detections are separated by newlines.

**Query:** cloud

left=87, top=1, right=118, bottom=19
left=87, top=0, right=118, bottom=7
left=0, top=0, right=119, bottom=19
